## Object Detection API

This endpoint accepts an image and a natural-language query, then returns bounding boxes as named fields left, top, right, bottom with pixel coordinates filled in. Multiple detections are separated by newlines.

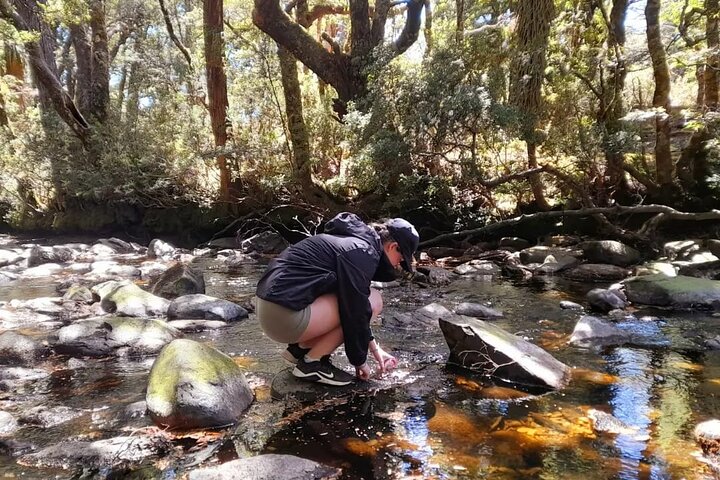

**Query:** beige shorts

left=255, top=297, right=311, bottom=344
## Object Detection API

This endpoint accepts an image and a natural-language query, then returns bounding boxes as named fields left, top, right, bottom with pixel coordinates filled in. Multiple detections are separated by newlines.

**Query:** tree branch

left=392, top=0, right=424, bottom=54
left=159, top=0, right=193, bottom=70
left=321, top=32, right=342, bottom=55
left=479, top=166, right=545, bottom=188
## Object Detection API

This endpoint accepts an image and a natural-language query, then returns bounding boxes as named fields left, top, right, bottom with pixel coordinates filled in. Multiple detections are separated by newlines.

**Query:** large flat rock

left=188, top=454, right=340, bottom=480
left=624, top=273, right=720, bottom=308
left=439, top=314, right=571, bottom=389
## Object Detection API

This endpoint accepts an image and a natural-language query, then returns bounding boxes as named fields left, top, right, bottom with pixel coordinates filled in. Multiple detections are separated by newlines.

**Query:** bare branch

left=159, top=0, right=193, bottom=70
left=321, top=32, right=342, bottom=55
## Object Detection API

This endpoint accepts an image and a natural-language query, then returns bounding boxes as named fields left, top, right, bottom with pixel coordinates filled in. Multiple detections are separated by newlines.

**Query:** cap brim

left=400, top=252, right=414, bottom=272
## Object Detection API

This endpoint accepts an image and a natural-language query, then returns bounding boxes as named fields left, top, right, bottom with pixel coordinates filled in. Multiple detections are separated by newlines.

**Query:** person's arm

left=335, top=248, right=377, bottom=368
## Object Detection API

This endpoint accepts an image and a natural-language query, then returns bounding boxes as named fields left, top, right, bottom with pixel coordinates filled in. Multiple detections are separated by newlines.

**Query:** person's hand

left=355, top=363, right=371, bottom=381
left=372, top=346, right=398, bottom=375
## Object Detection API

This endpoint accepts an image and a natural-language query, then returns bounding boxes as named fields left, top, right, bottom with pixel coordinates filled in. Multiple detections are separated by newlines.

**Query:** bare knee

left=370, top=288, right=383, bottom=317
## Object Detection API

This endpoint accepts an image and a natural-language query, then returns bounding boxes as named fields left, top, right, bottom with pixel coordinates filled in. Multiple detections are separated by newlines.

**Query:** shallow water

left=0, top=245, right=718, bottom=479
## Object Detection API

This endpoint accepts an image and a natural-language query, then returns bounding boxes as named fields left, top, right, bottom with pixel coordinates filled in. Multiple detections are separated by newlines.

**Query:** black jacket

left=255, top=212, right=396, bottom=366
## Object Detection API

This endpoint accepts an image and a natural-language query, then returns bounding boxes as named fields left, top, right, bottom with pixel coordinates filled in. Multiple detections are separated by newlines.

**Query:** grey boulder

left=624, top=273, right=720, bottom=308
left=569, top=316, right=631, bottom=348
left=239, top=231, right=289, bottom=254
left=0, top=331, right=49, bottom=365
left=563, top=264, right=629, bottom=282
left=383, top=303, right=451, bottom=330
left=454, top=302, right=503, bottom=319
left=150, top=263, right=205, bottom=299
left=148, top=238, right=177, bottom=260
left=439, top=314, right=571, bottom=389
left=27, top=246, right=75, bottom=267
left=586, top=288, right=627, bottom=313
left=579, top=240, right=640, bottom=266
left=167, top=294, right=247, bottom=322
left=188, top=454, right=340, bottom=480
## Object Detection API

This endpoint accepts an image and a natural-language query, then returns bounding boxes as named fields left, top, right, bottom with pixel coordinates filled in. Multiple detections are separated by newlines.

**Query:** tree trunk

left=3, top=43, right=25, bottom=110
left=455, top=0, right=464, bottom=45
left=424, top=0, right=432, bottom=55
left=70, top=23, right=92, bottom=118
left=509, top=0, right=555, bottom=210
left=645, top=0, right=673, bottom=186
left=278, top=44, right=313, bottom=192
left=89, top=0, right=109, bottom=122
left=696, top=64, right=705, bottom=107
left=203, top=0, right=232, bottom=202
left=705, top=0, right=719, bottom=109
left=126, top=61, right=140, bottom=125
left=601, top=0, right=630, bottom=201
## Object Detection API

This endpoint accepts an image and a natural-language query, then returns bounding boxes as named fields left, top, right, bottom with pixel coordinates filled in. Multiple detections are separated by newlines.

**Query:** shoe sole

left=282, top=350, right=299, bottom=365
left=292, top=367, right=353, bottom=387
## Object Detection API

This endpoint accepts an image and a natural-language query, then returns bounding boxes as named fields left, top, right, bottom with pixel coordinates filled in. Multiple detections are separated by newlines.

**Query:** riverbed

left=0, top=235, right=718, bottom=479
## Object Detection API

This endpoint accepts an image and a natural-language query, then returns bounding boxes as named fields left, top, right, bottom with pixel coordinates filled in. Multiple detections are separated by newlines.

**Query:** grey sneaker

left=292, top=357, right=355, bottom=386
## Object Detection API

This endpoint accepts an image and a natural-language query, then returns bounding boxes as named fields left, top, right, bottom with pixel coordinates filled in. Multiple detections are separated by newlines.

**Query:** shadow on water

left=0, top=249, right=718, bottom=478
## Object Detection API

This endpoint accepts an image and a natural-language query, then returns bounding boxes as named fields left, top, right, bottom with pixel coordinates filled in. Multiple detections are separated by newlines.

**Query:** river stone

left=206, top=237, right=238, bottom=249
left=9, top=297, right=64, bottom=315
left=23, top=263, right=63, bottom=277
left=439, top=314, right=571, bottom=389
left=709, top=240, right=720, bottom=259
left=94, top=281, right=170, bottom=317
left=19, top=435, right=169, bottom=469
left=146, top=339, right=253, bottom=429
left=519, top=246, right=581, bottom=265
left=148, top=238, right=177, bottom=259
left=167, top=294, right=247, bottom=322
left=624, top=274, right=720, bottom=308
left=240, top=231, right=289, bottom=254
left=167, top=319, right=228, bottom=332
left=535, top=254, right=579, bottom=274
left=579, top=240, right=640, bottom=266
left=563, top=264, right=629, bottom=282
left=139, top=261, right=169, bottom=280
left=635, top=261, right=677, bottom=277
left=27, top=245, right=75, bottom=267
left=499, top=237, right=531, bottom=251
left=19, top=405, right=83, bottom=428
left=664, top=240, right=703, bottom=260
left=453, top=260, right=501, bottom=277
left=0, top=271, right=17, bottom=285
left=188, top=454, right=340, bottom=480
left=62, top=284, right=94, bottom=303
left=55, top=317, right=181, bottom=357
left=0, top=331, right=49, bottom=365
left=0, top=411, right=18, bottom=436
left=415, top=266, right=455, bottom=286
left=454, top=302, right=503, bottom=319
left=383, top=303, right=451, bottom=330
left=586, top=288, right=627, bottom=313
left=0, top=249, right=22, bottom=267
left=677, top=260, right=720, bottom=280
left=569, top=316, right=631, bottom=347
left=560, top=300, right=584, bottom=310
left=150, top=264, right=205, bottom=299
left=95, top=237, right=137, bottom=254
left=588, top=409, right=645, bottom=438
left=90, top=261, right=141, bottom=277
left=695, top=419, right=720, bottom=455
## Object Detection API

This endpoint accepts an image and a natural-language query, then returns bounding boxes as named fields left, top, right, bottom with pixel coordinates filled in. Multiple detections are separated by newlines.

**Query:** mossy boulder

left=92, top=280, right=170, bottom=317
left=146, top=339, right=253, bottom=429
left=624, top=274, right=720, bottom=308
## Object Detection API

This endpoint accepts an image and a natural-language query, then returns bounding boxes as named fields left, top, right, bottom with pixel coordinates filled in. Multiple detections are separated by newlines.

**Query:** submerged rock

left=150, top=263, right=205, bottom=299
left=383, top=303, right=451, bottom=330
left=93, top=280, right=170, bottom=317
left=453, top=260, right=501, bottom=277
left=167, top=294, right=247, bottom=322
left=560, top=301, right=584, bottom=310
left=454, top=302, right=503, bottom=319
left=55, top=317, right=181, bottom=357
left=439, top=314, right=571, bottom=389
left=167, top=319, right=228, bottom=332
left=188, top=454, right=340, bottom=480
left=19, top=405, right=83, bottom=428
left=569, top=316, right=631, bottom=348
left=19, top=435, right=169, bottom=469
left=624, top=274, right=720, bottom=308
left=586, top=288, right=627, bottom=313
left=414, top=266, right=456, bottom=286
left=588, top=409, right=647, bottom=439
left=146, top=339, right=253, bottom=429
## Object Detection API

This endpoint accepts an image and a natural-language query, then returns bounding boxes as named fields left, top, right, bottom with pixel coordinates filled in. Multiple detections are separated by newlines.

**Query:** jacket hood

left=324, top=212, right=398, bottom=282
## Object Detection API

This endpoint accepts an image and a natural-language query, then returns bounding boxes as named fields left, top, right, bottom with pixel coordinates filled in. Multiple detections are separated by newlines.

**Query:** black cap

left=386, top=218, right=419, bottom=273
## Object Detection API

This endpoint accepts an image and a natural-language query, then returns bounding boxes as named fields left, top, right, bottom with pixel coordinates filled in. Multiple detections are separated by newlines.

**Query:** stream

left=0, top=234, right=718, bottom=479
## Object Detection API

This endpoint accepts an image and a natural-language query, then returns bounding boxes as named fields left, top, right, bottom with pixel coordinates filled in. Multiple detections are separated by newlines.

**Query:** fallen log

left=419, top=205, right=720, bottom=248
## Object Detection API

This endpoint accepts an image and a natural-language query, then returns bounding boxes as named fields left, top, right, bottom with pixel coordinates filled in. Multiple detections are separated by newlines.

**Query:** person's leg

left=298, top=288, right=384, bottom=359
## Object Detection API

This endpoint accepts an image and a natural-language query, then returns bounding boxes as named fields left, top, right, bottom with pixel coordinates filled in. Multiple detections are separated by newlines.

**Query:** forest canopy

left=0, top=0, right=718, bottom=242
